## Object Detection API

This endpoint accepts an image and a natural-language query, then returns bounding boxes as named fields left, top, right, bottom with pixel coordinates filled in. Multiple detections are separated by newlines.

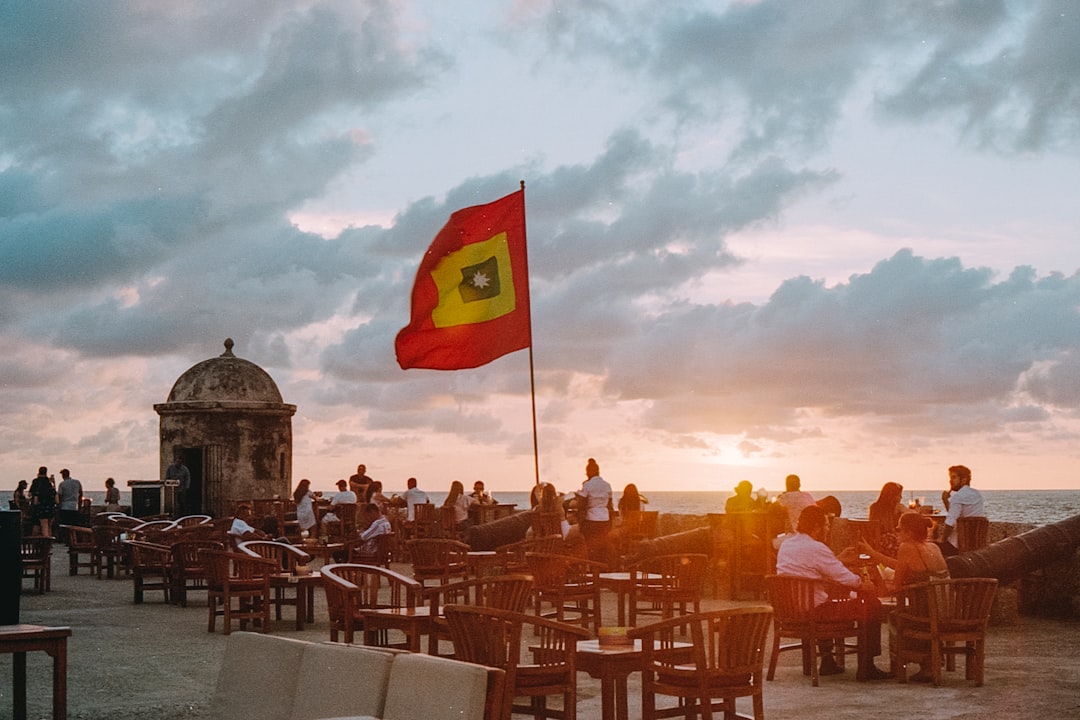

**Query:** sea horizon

left=10, top=487, right=1077, bottom=527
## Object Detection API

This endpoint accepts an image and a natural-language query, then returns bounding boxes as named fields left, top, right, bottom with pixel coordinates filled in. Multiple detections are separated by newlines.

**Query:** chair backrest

left=171, top=540, right=225, bottom=573
left=917, top=578, right=998, bottom=632
left=426, top=575, right=534, bottom=618
left=764, top=574, right=818, bottom=622
left=956, top=516, right=990, bottom=552
left=622, top=510, right=660, bottom=540
left=238, top=540, right=312, bottom=572
left=525, top=551, right=602, bottom=592
left=630, top=606, right=773, bottom=677
left=347, top=531, right=397, bottom=568
left=630, top=553, right=709, bottom=597
left=322, top=563, right=423, bottom=611
left=407, top=538, right=470, bottom=572
left=20, top=536, right=52, bottom=563
left=174, top=514, right=213, bottom=528
left=530, top=512, right=564, bottom=538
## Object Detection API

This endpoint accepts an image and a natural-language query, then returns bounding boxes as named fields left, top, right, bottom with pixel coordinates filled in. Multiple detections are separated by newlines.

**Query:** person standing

left=293, top=479, right=317, bottom=535
left=576, top=458, right=613, bottom=563
left=56, top=468, right=84, bottom=540
left=348, top=464, right=373, bottom=497
left=28, top=466, right=57, bottom=538
left=103, top=477, right=122, bottom=513
left=166, top=454, right=191, bottom=517
left=938, top=464, right=986, bottom=556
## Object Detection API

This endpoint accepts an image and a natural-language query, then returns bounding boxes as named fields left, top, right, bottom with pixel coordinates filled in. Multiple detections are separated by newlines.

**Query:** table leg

left=305, top=585, right=315, bottom=624
left=14, top=650, right=27, bottom=720
left=52, top=642, right=67, bottom=720
left=599, top=676, right=616, bottom=720
left=295, top=586, right=306, bottom=630
left=614, top=675, right=629, bottom=720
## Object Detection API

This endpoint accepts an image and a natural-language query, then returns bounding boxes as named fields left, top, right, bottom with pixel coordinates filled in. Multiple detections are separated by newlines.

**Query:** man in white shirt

left=402, top=477, right=429, bottom=522
left=776, top=473, right=815, bottom=534
left=939, top=464, right=986, bottom=556
left=776, top=504, right=890, bottom=681
left=322, top=479, right=357, bottom=523
left=360, top=503, right=393, bottom=553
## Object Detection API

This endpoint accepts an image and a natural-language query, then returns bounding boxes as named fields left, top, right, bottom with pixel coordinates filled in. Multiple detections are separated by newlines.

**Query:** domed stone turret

left=154, top=339, right=296, bottom=517
left=166, top=338, right=284, bottom=404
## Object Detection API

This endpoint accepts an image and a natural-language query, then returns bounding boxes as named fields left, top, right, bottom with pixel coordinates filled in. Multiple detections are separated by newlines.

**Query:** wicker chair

left=445, top=604, right=591, bottom=720
left=890, top=578, right=998, bottom=686
left=764, top=574, right=861, bottom=686
left=629, top=606, right=773, bottom=720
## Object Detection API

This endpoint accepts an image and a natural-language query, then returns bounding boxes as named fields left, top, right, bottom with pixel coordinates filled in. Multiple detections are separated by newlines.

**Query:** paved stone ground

left=5, top=552, right=1080, bottom=719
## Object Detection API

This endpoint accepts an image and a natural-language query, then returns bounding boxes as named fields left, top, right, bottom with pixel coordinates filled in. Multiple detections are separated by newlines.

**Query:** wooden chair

left=425, top=574, right=535, bottom=656
left=445, top=604, right=591, bottom=720
left=320, top=563, right=425, bottom=648
left=237, top=540, right=313, bottom=624
left=407, top=502, right=442, bottom=540
left=128, top=520, right=177, bottom=544
left=890, top=578, right=998, bottom=686
left=627, top=553, right=708, bottom=626
left=764, top=574, right=862, bottom=686
left=727, top=512, right=779, bottom=600
left=126, top=540, right=172, bottom=604
left=956, top=516, right=990, bottom=553
left=629, top=606, right=773, bottom=720
left=347, top=531, right=397, bottom=568
left=62, top=525, right=96, bottom=576
left=619, top=509, right=659, bottom=551
left=322, top=502, right=358, bottom=543
left=202, top=548, right=276, bottom=635
left=21, top=537, right=52, bottom=594
left=406, top=538, right=471, bottom=588
left=495, top=535, right=564, bottom=574
left=526, top=552, right=604, bottom=633
left=92, top=524, right=126, bottom=579
left=170, top=539, right=224, bottom=607
left=530, top=511, right=564, bottom=539
left=173, top=514, right=213, bottom=528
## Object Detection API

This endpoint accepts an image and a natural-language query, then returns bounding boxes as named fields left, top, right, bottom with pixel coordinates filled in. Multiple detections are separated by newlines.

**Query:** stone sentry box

left=154, top=339, right=296, bottom=518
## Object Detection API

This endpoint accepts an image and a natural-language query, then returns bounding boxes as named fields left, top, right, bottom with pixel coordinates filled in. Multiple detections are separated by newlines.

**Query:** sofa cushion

left=382, top=653, right=490, bottom=720
left=292, top=643, right=394, bottom=720
left=209, top=632, right=308, bottom=720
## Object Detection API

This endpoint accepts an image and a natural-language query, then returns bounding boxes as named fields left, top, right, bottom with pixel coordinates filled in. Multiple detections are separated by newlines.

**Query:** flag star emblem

left=471, top=271, right=490, bottom=289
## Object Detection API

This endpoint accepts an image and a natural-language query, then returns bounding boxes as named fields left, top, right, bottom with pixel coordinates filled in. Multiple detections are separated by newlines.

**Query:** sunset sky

left=3, top=1, right=1080, bottom=496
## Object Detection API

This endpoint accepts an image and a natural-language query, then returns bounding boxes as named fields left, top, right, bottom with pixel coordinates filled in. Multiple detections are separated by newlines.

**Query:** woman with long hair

left=443, top=480, right=470, bottom=535
left=867, top=481, right=908, bottom=556
left=104, top=477, right=122, bottom=513
left=293, top=478, right=317, bottom=534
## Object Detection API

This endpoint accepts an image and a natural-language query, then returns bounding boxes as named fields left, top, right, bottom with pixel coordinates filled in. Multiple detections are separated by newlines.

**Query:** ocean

left=23, top=487, right=1078, bottom=526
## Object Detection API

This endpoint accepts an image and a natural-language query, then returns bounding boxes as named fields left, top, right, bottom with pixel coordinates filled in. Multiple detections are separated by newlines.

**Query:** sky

left=3, top=0, right=1080, bottom=497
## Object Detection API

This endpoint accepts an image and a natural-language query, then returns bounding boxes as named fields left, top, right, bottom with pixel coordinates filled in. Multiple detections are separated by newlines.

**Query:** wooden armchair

left=526, top=552, right=604, bottom=633
left=347, top=531, right=397, bottom=568
left=764, top=574, right=861, bottom=686
left=173, top=514, right=213, bottom=528
left=424, top=574, right=535, bottom=656
left=128, top=520, right=177, bottom=544
left=62, top=525, right=96, bottom=576
left=237, top=540, right=313, bottom=623
left=956, top=516, right=990, bottom=553
left=628, top=606, right=773, bottom=720
left=20, top=537, right=52, bottom=593
left=405, top=502, right=442, bottom=540
left=406, top=538, right=471, bottom=588
left=890, top=578, right=998, bottom=686
left=445, top=604, right=591, bottom=720
left=170, top=539, right=224, bottom=607
left=126, top=540, right=172, bottom=604
left=494, top=535, right=564, bottom=574
left=92, top=524, right=126, bottom=579
left=202, top=548, right=276, bottom=635
left=627, top=552, right=708, bottom=626
left=321, top=563, right=425, bottom=647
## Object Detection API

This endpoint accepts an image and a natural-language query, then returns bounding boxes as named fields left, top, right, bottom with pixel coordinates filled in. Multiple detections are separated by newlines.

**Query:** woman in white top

left=293, top=478, right=317, bottom=534
left=443, top=480, right=471, bottom=535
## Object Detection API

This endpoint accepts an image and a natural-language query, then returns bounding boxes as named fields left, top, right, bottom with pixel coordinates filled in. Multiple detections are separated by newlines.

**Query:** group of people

left=724, top=464, right=986, bottom=682
left=12, top=466, right=122, bottom=540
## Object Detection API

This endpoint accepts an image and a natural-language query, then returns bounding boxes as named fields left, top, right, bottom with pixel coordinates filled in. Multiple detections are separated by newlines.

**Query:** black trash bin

left=0, top=510, right=20, bottom=624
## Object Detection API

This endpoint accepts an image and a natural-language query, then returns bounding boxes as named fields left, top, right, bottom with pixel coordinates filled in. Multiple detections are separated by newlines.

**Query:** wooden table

left=597, top=572, right=660, bottom=626
left=269, top=572, right=321, bottom=630
left=358, top=606, right=432, bottom=653
left=0, top=624, right=72, bottom=720
left=576, top=638, right=692, bottom=720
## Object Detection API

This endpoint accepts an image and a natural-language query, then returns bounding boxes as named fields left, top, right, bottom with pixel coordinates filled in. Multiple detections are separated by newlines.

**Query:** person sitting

left=443, top=480, right=471, bottom=535
left=468, top=480, right=496, bottom=506
left=228, top=504, right=271, bottom=548
left=358, top=503, right=392, bottom=553
left=860, top=513, right=949, bottom=591
left=867, top=482, right=909, bottom=557
left=617, top=483, right=647, bottom=517
left=322, top=479, right=357, bottom=524
left=725, top=480, right=758, bottom=514
left=775, top=473, right=816, bottom=534
left=938, top=464, right=986, bottom=556
left=776, top=504, right=891, bottom=681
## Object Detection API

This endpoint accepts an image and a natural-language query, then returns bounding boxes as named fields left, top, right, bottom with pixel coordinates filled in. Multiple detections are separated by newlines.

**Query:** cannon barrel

left=948, top=513, right=1080, bottom=584
left=462, top=510, right=532, bottom=550
left=622, top=527, right=713, bottom=565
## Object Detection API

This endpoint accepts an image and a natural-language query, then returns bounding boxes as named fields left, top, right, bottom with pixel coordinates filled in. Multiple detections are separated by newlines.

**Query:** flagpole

left=521, top=180, right=541, bottom=487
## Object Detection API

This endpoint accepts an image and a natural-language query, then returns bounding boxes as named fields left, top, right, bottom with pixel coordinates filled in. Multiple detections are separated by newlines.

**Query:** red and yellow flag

left=395, top=189, right=531, bottom=370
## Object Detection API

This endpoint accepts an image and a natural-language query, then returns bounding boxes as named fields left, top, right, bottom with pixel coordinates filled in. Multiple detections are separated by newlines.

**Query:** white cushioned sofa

left=208, top=632, right=503, bottom=720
